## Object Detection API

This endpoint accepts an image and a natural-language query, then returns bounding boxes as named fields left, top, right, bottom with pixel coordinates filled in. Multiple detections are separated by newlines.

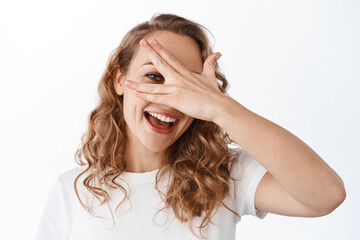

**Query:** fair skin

left=114, top=31, right=200, bottom=173
left=116, top=30, right=346, bottom=217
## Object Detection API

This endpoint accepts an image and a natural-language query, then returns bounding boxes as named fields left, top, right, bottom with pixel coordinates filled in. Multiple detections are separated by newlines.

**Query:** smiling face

left=114, top=30, right=203, bottom=158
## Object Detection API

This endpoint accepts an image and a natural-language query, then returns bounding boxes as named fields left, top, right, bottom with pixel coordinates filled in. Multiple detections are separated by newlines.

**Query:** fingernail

left=151, top=39, right=158, bottom=45
left=140, top=39, right=148, bottom=47
left=215, top=53, right=222, bottom=61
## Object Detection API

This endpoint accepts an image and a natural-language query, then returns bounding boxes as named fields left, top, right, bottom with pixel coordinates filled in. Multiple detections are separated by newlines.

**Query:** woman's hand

left=125, top=38, right=227, bottom=122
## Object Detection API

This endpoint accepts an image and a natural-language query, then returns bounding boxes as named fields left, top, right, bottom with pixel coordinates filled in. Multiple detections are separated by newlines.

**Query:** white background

left=0, top=0, right=359, bottom=239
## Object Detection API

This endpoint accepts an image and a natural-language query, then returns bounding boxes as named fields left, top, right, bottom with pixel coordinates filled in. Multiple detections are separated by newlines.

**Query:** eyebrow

left=141, top=62, right=201, bottom=75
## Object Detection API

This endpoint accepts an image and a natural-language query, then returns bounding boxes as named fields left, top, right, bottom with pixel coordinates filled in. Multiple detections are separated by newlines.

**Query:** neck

left=124, top=136, right=165, bottom=173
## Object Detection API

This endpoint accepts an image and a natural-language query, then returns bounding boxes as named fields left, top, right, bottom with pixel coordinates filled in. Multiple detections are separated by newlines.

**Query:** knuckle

left=168, top=54, right=176, bottom=63
left=158, top=47, right=165, bottom=55
left=156, top=57, right=167, bottom=66
left=208, top=60, right=215, bottom=66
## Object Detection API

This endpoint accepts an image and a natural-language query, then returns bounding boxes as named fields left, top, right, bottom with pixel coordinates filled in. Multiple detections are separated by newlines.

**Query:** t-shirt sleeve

left=231, top=147, right=268, bottom=220
left=34, top=175, right=69, bottom=240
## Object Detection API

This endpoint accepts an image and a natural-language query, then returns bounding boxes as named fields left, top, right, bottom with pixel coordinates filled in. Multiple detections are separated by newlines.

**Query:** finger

left=148, top=39, right=191, bottom=75
left=125, top=80, right=172, bottom=94
left=139, top=39, right=181, bottom=82
left=202, top=52, right=221, bottom=77
left=135, top=90, right=168, bottom=104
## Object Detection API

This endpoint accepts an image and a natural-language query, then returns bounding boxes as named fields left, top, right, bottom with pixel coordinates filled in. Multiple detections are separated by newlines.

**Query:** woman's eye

left=146, top=73, right=164, bottom=82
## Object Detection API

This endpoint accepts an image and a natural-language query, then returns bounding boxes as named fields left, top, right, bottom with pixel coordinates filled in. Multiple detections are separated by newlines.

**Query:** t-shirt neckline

left=120, top=168, right=160, bottom=184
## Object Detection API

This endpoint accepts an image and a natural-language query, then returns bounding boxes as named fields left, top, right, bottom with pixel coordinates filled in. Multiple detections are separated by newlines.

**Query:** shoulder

left=58, top=166, right=87, bottom=181
left=49, top=165, right=89, bottom=199
left=57, top=165, right=88, bottom=184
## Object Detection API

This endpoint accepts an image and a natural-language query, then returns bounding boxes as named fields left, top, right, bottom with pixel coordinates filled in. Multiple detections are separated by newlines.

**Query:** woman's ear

left=114, top=65, right=124, bottom=96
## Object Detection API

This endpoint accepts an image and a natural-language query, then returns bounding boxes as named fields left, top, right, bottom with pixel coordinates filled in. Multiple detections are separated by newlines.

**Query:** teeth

left=147, top=112, right=176, bottom=123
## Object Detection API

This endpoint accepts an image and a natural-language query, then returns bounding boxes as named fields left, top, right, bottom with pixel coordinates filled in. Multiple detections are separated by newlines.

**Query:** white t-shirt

left=35, top=147, right=268, bottom=240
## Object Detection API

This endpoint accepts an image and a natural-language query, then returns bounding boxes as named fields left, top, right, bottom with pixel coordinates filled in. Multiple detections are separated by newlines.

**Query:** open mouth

left=144, top=111, right=175, bottom=129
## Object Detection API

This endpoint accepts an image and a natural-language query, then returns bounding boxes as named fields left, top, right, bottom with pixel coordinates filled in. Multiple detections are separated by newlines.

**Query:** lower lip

left=144, top=113, right=178, bottom=134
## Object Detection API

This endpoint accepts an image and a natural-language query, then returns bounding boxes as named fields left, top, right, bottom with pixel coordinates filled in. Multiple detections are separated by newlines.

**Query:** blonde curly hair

left=74, top=13, right=242, bottom=239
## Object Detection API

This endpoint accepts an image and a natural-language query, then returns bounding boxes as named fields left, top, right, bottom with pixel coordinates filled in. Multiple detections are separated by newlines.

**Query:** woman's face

left=114, top=30, right=203, bottom=153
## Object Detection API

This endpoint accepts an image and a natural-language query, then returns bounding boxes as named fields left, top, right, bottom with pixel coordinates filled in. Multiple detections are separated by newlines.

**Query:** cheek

left=122, top=92, right=147, bottom=120
left=124, top=82, right=153, bottom=106
left=122, top=93, right=136, bottom=118
left=123, top=87, right=138, bottom=103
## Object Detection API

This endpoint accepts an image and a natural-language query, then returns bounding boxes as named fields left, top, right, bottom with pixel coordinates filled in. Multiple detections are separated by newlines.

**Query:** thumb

left=202, top=52, right=221, bottom=77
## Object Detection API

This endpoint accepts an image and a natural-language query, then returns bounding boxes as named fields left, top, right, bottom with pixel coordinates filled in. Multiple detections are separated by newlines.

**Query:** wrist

left=211, top=94, right=244, bottom=127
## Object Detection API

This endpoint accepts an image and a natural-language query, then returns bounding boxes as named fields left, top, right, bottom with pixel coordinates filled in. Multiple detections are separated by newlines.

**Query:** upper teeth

left=147, top=112, right=177, bottom=123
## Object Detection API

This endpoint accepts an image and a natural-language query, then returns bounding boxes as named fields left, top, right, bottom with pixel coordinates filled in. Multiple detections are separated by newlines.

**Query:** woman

left=35, top=13, right=346, bottom=240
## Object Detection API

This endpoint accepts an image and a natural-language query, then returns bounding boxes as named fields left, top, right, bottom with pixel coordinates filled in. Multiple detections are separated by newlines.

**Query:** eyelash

left=146, top=73, right=164, bottom=82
